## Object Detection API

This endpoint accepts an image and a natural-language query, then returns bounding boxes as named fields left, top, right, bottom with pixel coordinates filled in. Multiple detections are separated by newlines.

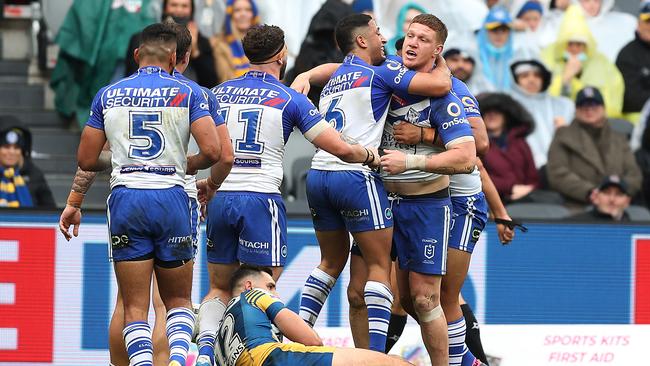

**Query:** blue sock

left=448, top=317, right=478, bottom=366
left=197, top=330, right=216, bottom=364
left=365, top=281, right=393, bottom=353
left=123, top=321, right=153, bottom=366
left=299, top=268, right=337, bottom=326
left=166, top=307, right=195, bottom=365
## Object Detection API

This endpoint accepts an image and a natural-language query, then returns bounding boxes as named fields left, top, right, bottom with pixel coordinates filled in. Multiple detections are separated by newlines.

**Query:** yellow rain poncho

left=541, top=5, right=624, bottom=117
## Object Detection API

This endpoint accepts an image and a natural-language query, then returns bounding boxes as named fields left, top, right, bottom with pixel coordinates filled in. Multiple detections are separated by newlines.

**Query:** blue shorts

left=107, top=186, right=193, bottom=262
left=190, top=197, right=200, bottom=255
left=206, top=192, right=287, bottom=267
left=449, top=193, right=488, bottom=253
left=306, top=169, right=393, bottom=233
left=392, top=194, right=451, bottom=275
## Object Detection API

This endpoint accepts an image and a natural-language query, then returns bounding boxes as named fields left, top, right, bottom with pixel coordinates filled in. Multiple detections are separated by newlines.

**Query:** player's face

left=402, top=23, right=442, bottom=71
left=483, top=110, right=506, bottom=135
left=576, top=104, right=605, bottom=126
left=232, top=0, right=254, bottom=33
left=165, top=0, right=192, bottom=19
left=519, top=10, right=542, bottom=31
left=594, top=186, right=630, bottom=219
left=247, top=272, right=279, bottom=297
left=0, top=144, right=21, bottom=168
left=445, top=55, right=474, bottom=82
left=363, top=19, right=387, bottom=65
left=516, top=69, right=543, bottom=94
left=487, top=26, right=510, bottom=48
left=579, top=0, right=601, bottom=17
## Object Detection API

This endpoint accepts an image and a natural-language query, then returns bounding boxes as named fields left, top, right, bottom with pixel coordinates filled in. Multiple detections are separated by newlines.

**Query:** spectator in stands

left=510, top=59, right=575, bottom=168
left=444, top=47, right=495, bottom=95
left=536, top=0, right=570, bottom=49
left=476, top=6, right=516, bottom=91
left=578, top=0, right=636, bottom=62
left=352, top=0, right=374, bottom=17
left=287, top=0, right=354, bottom=104
left=211, top=0, right=260, bottom=83
left=547, top=86, right=642, bottom=204
left=616, top=2, right=650, bottom=123
left=479, top=93, right=540, bottom=202
left=0, top=128, right=55, bottom=208
left=634, top=120, right=650, bottom=207
left=386, top=3, right=426, bottom=55
left=572, top=176, right=632, bottom=221
left=194, top=0, right=226, bottom=38
left=125, top=0, right=219, bottom=87
left=510, top=0, right=545, bottom=57
left=541, top=5, right=624, bottom=118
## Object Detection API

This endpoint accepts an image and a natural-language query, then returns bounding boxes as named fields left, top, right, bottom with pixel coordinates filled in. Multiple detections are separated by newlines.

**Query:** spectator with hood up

left=510, top=0, right=546, bottom=57
left=476, top=6, right=516, bottom=91
left=578, top=0, right=636, bottom=63
left=444, top=47, right=495, bottom=95
left=510, top=59, right=575, bottom=168
left=541, top=5, right=624, bottom=118
left=547, top=86, right=641, bottom=204
left=616, top=2, right=650, bottom=123
left=386, top=2, right=426, bottom=55
left=479, top=93, right=540, bottom=202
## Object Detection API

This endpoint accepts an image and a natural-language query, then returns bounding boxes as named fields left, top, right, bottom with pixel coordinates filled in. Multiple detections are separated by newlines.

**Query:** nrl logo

left=424, top=244, right=435, bottom=259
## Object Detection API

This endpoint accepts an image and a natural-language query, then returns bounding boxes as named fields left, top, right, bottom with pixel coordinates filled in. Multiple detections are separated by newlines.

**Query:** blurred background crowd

left=1, top=0, right=650, bottom=223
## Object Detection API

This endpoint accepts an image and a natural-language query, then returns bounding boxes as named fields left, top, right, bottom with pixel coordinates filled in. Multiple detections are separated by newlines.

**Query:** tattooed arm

left=380, top=140, right=476, bottom=175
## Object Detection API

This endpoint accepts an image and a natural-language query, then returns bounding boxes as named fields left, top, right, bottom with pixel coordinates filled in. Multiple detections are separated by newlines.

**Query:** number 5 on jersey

left=128, top=111, right=165, bottom=159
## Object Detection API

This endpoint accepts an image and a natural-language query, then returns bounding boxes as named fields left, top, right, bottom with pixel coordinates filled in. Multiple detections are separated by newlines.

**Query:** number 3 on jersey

left=325, top=95, right=345, bottom=132
left=219, top=107, right=265, bottom=154
left=128, top=112, right=165, bottom=159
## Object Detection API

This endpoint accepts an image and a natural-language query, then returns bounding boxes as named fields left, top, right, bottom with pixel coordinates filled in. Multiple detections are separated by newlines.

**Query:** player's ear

left=183, top=50, right=191, bottom=65
left=244, top=280, right=253, bottom=291
left=356, top=34, right=367, bottom=49
left=134, top=48, right=140, bottom=65
left=434, top=44, right=444, bottom=57
left=170, top=51, right=177, bottom=71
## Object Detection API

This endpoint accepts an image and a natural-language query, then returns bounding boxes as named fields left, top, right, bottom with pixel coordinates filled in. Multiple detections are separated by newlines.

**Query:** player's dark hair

left=166, top=21, right=192, bottom=62
left=242, top=24, right=285, bottom=64
left=395, top=37, right=405, bottom=53
left=229, top=264, right=274, bottom=291
left=411, top=14, right=448, bottom=44
left=162, top=0, right=195, bottom=19
left=138, top=22, right=178, bottom=63
left=335, top=13, right=373, bottom=55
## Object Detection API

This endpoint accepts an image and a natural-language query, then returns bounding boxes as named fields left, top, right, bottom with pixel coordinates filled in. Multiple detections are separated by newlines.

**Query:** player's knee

left=411, top=292, right=442, bottom=321
left=347, top=284, right=365, bottom=309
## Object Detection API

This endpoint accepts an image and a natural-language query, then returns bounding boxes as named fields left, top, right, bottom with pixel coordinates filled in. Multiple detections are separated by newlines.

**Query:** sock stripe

left=123, top=321, right=153, bottom=366
left=167, top=307, right=195, bottom=365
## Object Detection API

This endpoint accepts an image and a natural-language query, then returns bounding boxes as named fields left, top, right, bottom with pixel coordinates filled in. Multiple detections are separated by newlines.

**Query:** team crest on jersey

left=405, top=107, right=420, bottom=124
left=385, top=208, right=393, bottom=220
left=424, top=243, right=435, bottom=259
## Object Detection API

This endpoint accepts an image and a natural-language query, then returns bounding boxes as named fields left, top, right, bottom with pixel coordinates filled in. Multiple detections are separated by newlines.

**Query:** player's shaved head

left=335, top=13, right=373, bottom=55
left=137, top=22, right=178, bottom=65
left=229, top=264, right=274, bottom=293
left=410, top=14, right=448, bottom=44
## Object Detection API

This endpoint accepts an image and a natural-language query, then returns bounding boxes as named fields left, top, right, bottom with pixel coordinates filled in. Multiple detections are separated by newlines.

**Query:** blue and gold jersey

left=215, top=288, right=285, bottom=366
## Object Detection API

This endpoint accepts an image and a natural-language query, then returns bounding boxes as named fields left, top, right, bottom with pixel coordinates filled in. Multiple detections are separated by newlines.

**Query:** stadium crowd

left=39, top=1, right=650, bottom=366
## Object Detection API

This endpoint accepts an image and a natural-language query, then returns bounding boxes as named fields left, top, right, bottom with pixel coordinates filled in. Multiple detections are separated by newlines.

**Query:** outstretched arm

left=273, top=308, right=323, bottom=346
left=291, top=63, right=340, bottom=95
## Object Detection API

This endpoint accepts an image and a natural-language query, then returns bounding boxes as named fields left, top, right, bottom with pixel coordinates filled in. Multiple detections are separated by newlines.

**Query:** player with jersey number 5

left=76, top=22, right=224, bottom=366
left=196, top=24, right=380, bottom=335
left=214, top=264, right=414, bottom=366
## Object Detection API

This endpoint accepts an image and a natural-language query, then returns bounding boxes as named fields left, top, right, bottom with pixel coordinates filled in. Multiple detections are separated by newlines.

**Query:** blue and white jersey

left=212, top=71, right=323, bottom=193
left=173, top=70, right=225, bottom=199
left=312, top=54, right=416, bottom=171
left=87, top=66, right=211, bottom=190
left=449, top=77, right=482, bottom=197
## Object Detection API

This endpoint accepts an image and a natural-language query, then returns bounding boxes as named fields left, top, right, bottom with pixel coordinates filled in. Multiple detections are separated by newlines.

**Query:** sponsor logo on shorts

left=340, top=209, right=369, bottom=217
left=239, top=238, right=269, bottom=249
left=281, top=245, right=287, bottom=257
left=111, top=235, right=129, bottom=249
left=310, top=208, right=317, bottom=218
left=385, top=208, right=393, bottom=220
left=424, top=243, right=435, bottom=259
left=471, top=228, right=482, bottom=242
left=206, top=238, right=214, bottom=248
left=422, top=238, right=437, bottom=244
left=168, top=236, right=192, bottom=247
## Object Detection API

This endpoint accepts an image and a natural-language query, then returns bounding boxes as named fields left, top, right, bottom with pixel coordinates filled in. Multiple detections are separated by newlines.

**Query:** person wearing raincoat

left=386, top=2, right=426, bottom=55
left=541, top=4, right=624, bottom=118
left=576, top=0, right=636, bottom=62
left=475, top=6, right=517, bottom=92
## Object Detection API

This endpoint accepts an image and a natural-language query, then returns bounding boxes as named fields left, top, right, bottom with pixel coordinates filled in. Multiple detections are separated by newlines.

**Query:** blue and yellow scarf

left=0, top=167, right=33, bottom=208
left=224, top=0, right=260, bottom=78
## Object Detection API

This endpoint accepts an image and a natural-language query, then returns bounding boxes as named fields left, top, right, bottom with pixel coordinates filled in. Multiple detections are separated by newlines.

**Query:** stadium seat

left=609, top=118, right=634, bottom=140
left=505, top=203, right=571, bottom=220
left=625, top=205, right=650, bottom=221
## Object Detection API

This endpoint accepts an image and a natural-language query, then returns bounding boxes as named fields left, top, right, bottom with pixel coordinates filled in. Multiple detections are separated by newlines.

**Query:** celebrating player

left=75, top=22, right=223, bottom=366
left=200, top=23, right=380, bottom=334
left=215, top=264, right=413, bottom=366
left=291, top=13, right=454, bottom=353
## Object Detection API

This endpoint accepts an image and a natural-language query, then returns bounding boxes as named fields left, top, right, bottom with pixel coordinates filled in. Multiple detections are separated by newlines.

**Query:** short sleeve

left=188, top=85, right=212, bottom=124
left=86, top=87, right=106, bottom=130
left=430, top=94, right=474, bottom=147
left=286, top=92, right=323, bottom=134
left=245, top=289, right=286, bottom=321
left=452, top=78, right=481, bottom=118
left=204, top=87, right=225, bottom=126
left=374, top=58, right=416, bottom=95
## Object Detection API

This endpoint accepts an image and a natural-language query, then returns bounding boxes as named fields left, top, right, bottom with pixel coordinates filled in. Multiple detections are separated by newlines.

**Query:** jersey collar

left=245, top=70, right=279, bottom=83
left=137, top=66, right=164, bottom=75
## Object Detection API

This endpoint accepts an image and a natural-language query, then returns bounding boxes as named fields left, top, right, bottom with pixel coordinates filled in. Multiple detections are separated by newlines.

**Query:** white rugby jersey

left=86, top=66, right=211, bottom=190
left=311, top=54, right=417, bottom=171
left=212, top=71, right=323, bottom=193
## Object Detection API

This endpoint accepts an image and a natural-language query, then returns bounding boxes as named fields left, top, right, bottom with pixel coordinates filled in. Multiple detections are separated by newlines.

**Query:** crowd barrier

left=0, top=211, right=649, bottom=365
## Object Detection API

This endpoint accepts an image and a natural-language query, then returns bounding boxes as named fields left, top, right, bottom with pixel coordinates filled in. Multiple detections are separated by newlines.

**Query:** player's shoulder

left=430, top=92, right=464, bottom=115
left=451, top=77, right=472, bottom=96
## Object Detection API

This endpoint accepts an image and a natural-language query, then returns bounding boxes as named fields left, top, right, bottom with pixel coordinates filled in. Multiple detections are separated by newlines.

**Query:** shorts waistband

left=391, top=187, right=450, bottom=200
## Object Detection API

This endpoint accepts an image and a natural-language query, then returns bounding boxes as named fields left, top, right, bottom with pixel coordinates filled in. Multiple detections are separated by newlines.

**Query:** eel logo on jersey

left=424, top=243, right=435, bottom=259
